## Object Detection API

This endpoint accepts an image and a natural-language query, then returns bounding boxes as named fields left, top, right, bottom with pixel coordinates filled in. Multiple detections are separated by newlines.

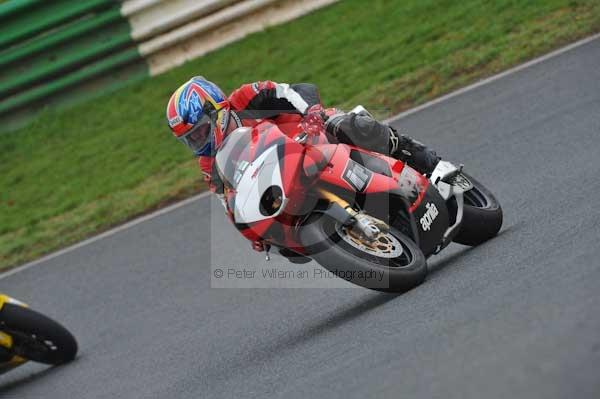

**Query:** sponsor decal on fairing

left=420, top=202, right=439, bottom=232
left=342, top=159, right=372, bottom=192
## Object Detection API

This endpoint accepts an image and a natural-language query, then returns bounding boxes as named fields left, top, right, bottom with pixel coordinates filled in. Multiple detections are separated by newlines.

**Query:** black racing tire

left=0, top=304, right=78, bottom=365
left=453, top=173, right=503, bottom=246
left=300, top=213, right=427, bottom=293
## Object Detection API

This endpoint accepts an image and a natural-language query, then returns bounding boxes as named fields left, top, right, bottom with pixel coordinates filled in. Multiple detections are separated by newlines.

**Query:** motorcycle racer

left=166, top=76, right=441, bottom=250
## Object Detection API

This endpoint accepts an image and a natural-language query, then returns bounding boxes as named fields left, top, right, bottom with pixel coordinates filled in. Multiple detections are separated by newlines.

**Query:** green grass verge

left=1, top=0, right=599, bottom=270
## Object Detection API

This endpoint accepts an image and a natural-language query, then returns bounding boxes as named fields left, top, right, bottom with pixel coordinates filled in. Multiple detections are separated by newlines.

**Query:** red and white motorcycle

left=215, top=107, right=502, bottom=292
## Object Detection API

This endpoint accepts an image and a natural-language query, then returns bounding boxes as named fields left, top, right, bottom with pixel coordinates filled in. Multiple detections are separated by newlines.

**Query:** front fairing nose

left=232, top=146, right=287, bottom=224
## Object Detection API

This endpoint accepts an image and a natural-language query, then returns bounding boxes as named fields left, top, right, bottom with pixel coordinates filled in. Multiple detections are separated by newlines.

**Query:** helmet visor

left=178, top=113, right=213, bottom=154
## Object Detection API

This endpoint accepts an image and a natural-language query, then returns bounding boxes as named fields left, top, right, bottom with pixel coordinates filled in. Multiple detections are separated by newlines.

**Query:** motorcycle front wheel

left=300, top=213, right=427, bottom=293
left=453, top=173, right=503, bottom=246
left=0, top=304, right=78, bottom=365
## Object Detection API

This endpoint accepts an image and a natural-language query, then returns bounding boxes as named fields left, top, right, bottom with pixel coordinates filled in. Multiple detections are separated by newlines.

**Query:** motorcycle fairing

left=409, top=184, right=450, bottom=257
left=224, top=122, right=305, bottom=248
left=0, top=294, right=27, bottom=310
left=232, top=145, right=287, bottom=224
left=315, top=144, right=431, bottom=211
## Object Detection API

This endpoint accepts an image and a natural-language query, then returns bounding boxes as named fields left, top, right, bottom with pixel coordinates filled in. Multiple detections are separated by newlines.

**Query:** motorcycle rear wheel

left=453, top=173, right=503, bottom=246
left=300, top=213, right=427, bottom=293
left=0, top=304, right=78, bottom=365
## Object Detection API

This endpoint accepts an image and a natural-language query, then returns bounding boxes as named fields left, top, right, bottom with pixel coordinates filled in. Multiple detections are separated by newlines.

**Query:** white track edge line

left=384, top=32, right=600, bottom=124
left=2, top=32, right=599, bottom=280
left=0, top=191, right=212, bottom=279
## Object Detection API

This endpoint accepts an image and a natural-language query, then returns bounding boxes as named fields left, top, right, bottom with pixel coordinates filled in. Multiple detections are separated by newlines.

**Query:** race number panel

left=342, top=159, right=372, bottom=192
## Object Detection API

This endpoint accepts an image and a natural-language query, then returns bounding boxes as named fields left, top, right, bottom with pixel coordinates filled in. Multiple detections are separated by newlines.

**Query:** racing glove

left=301, top=104, right=327, bottom=136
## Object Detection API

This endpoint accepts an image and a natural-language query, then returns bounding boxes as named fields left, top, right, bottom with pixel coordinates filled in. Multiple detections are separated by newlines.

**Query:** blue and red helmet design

left=166, top=77, right=230, bottom=150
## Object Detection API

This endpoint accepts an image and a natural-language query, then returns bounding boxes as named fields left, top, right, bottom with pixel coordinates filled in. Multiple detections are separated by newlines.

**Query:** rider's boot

left=388, top=127, right=441, bottom=175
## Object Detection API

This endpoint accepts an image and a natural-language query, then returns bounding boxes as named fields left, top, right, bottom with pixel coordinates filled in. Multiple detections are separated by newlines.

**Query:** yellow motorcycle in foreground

left=0, top=294, right=77, bottom=374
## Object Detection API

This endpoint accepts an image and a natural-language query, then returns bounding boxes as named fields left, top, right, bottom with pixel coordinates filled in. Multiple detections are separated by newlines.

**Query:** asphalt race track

left=2, top=37, right=600, bottom=399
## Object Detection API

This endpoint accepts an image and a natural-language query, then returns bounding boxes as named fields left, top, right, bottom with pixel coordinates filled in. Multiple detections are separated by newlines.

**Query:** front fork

left=434, top=190, right=464, bottom=254
left=316, top=189, right=389, bottom=241
left=262, top=189, right=360, bottom=262
left=429, top=161, right=471, bottom=253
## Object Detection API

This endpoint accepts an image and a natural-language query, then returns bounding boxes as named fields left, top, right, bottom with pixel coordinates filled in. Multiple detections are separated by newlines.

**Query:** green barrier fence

left=0, top=0, right=149, bottom=131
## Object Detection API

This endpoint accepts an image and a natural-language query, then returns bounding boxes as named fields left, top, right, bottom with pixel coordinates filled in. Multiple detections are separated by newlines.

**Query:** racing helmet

left=166, top=76, right=230, bottom=156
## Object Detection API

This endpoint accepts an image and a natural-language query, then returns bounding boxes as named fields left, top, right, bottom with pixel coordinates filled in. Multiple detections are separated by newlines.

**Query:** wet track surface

left=2, top=38, right=600, bottom=398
